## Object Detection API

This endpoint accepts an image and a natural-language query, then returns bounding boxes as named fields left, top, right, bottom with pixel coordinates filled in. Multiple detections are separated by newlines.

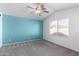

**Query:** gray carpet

left=0, top=40, right=79, bottom=56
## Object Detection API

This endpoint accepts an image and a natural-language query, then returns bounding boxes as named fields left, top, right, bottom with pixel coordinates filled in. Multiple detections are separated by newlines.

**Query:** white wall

left=43, top=6, right=79, bottom=52
left=0, top=12, right=2, bottom=47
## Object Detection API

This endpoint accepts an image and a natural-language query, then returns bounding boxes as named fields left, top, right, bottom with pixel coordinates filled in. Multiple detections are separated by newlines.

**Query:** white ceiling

left=0, top=3, right=79, bottom=20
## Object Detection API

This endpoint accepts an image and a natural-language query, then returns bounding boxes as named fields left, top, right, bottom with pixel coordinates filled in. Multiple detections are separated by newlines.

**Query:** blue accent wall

left=3, top=15, right=43, bottom=45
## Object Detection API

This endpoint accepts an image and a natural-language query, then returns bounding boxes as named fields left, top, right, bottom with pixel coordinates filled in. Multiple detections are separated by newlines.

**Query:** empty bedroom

left=0, top=3, right=79, bottom=56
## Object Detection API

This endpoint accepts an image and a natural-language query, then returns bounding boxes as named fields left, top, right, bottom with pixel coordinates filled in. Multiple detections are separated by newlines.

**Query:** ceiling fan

left=26, top=3, right=49, bottom=16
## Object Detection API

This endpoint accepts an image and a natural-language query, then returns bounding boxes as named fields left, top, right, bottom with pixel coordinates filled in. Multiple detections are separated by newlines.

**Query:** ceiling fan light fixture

left=26, top=3, right=49, bottom=16
left=35, top=10, right=41, bottom=14
left=35, top=9, right=43, bottom=16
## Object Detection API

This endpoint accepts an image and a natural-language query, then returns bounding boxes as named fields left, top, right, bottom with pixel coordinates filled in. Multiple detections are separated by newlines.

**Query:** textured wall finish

left=3, top=15, right=43, bottom=45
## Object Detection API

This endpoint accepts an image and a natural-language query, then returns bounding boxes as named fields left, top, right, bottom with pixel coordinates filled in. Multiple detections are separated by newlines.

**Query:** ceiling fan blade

left=44, top=11, right=49, bottom=13
left=26, top=6, right=34, bottom=9
left=42, top=7, right=46, bottom=10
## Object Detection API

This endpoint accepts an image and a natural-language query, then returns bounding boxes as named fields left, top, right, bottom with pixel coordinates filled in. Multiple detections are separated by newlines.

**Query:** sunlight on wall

left=49, top=20, right=57, bottom=34
left=49, top=18, right=69, bottom=36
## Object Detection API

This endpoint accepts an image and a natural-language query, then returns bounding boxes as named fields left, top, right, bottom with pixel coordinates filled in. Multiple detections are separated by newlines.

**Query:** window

left=58, top=18, right=69, bottom=35
left=49, top=18, right=69, bottom=36
left=49, top=20, right=57, bottom=34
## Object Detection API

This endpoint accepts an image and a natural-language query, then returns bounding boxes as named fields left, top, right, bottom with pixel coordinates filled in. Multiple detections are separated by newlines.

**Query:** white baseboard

left=2, top=39, right=42, bottom=47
